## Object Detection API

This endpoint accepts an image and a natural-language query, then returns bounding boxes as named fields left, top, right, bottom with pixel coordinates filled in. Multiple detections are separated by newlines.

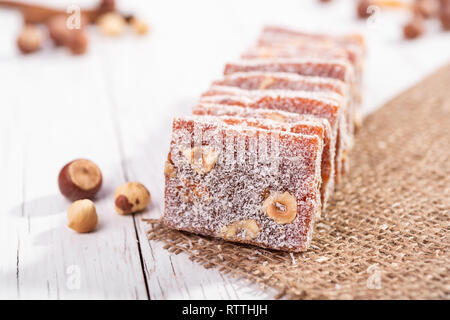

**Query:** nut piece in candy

left=130, top=18, right=150, bottom=35
left=114, top=182, right=151, bottom=215
left=164, top=161, right=176, bottom=178
left=164, top=153, right=176, bottom=178
left=58, top=159, right=103, bottom=201
left=67, top=199, right=98, bottom=233
left=263, top=191, right=298, bottom=224
left=263, top=112, right=286, bottom=123
left=220, top=219, right=260, bottom=240
left=182, top=147, right=219, bottom=174
left=97, top=12, right=126, bottom=36
left=17, top=25, right=43, bottom=54
left=259, top=77, right=274, bottom=89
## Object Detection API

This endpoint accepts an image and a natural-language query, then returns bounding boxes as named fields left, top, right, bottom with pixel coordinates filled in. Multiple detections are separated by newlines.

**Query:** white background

left=0, top=0, right=449, bottom=299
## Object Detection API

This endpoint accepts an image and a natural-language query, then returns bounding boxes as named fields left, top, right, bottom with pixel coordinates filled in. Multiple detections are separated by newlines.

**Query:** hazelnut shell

left=58, top=159, right=102, bottom=201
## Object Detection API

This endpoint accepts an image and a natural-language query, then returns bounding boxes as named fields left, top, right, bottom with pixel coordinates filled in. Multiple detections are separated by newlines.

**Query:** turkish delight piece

left=199, top=85, right=349, bottom=179
left=193, top=104, right=335, bottom=210
left=224, top=58, right=353, bottom=83
left=223, top=59, right=355, bottom=140
left=242, top=44, right=351, bottom=66
left=257, top=25, right=365, bottom=117
left=163, top=116, right=323, bottom=252
left=212, top=72, right=354, bottom=142
left=213, top=71, right=346, bottom=95
left=258, top=25, right=366, bottom=68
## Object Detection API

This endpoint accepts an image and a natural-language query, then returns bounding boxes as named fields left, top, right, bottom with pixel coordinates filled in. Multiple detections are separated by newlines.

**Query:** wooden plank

left=0, top=49, right=149, bottom=299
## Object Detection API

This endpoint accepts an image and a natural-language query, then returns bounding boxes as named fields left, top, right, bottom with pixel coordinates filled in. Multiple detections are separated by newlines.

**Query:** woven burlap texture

left=146, top=64, right=450, bottom=299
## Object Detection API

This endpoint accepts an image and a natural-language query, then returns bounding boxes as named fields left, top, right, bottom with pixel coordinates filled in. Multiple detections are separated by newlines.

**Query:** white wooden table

left=1, top=0, right=449, bottom=299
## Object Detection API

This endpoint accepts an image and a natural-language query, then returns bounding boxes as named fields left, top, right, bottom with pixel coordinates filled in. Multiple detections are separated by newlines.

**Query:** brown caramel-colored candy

left=163, top=116, right=323, bottom=252
left=193, top=104, right=335, bottom=211
left=199, top=86, right=348, bottom=183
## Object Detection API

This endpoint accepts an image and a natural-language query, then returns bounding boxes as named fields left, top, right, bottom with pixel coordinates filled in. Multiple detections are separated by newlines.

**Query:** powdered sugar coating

left=259, top=25, right=366, bottom=65
left=224, top=58, right=353, bottom=83
left=198, top=85, right=348, bottom=181
left=242, top=45, right=350, bottom=65
left=193, top=104, right=335, bottom=210
left=258, top=26, right=365, bottom=107
left=211, top=72, right=354, bottom=149
left=213, top=71, right=347, bottom=95
left=164, top=116, right=323, bottom=252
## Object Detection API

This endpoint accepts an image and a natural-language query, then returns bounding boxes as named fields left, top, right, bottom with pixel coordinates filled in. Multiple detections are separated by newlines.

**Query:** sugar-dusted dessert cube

left=257, top=25, right=365, bottom=111
left=163, top=116, right=324, bottom=252
left=258, top=25, right=366, bottom=68
left=199, top=86, right=349, bottom=180
left=224, top=58, right=353, bottom=83
left=212, top=72, right=355, bottom=141
left=242, top=44, right=351, bottom=67
left=193, top=104, right=335, bottom=210
left=213, top=71, right=347, bottom=95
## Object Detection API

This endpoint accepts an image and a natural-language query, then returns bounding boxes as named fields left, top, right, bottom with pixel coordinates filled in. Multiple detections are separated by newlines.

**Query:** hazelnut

left=357, top=0, right=373, bottom=19
left=98, top=0, right=116, bottom=15
left=97, top=12, right=126, bottom=36
left=17, top=25, right=43, bottom=54
left=259, top=77, right=275, bottom=90
left=414, top=0, right=440, bottom=18
left=220, top=219, right=260, bottom=240
left=47, top=15, right=89, bottom=55
left=130, top=18, right=150, bottom=35
left=182, top=147, right=219, bottom=174
left=67, top=30, right=89, bottom=55
left=440, top=5, right=450, bottom=30
left=67, top=199, right=98, bottom=233
left=164, top=161, right=176, bottom=178
left=262, top=191, right=298, bottom=224
left=58, top=159, right=103, bottom=201
left=263, top=112, right=286, bottom=123
left=403, top=17, right=424, bottom=39
left=114, top=182, right=151, bottom=215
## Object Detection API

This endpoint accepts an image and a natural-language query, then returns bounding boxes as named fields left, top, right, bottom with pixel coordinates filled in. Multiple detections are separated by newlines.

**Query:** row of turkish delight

left=163, top=26, right=365, bottom=252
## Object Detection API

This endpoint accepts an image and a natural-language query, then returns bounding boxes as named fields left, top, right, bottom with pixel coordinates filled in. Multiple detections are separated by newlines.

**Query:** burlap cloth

left=146, top=64, right=450, bottom=299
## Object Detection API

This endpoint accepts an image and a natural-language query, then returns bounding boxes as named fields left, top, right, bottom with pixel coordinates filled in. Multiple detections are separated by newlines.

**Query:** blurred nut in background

left=357, top=0, right=373, bottom=19
left=66, top=29, right=89, bottom=55
left=17, top=24, right=43, bottom=54
left=414, top=0, right=440, bottom=18
left=440, top=1, right=450, bottom=30
left=97, top=12, right=126, bottom=36
left=129, top=17, right=150, bottom=35
left=67, top=199, right=98, bottom=233
left=114, top=182, right=151, bottom=215
left=58, top=159, right=103, bottom=201
left=403, top=16, right=425, bottom=39
left=47, top=14, right=89, bottom=54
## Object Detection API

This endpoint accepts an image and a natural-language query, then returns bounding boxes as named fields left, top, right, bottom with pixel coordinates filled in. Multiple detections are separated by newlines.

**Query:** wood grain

left=0, top=0, right=449, bottom=299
